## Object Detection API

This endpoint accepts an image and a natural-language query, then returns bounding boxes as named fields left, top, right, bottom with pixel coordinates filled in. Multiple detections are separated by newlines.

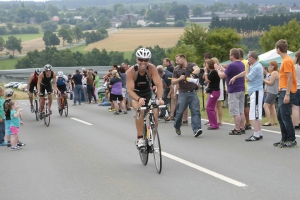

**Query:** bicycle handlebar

left=139, top=105, right=166, bottom=110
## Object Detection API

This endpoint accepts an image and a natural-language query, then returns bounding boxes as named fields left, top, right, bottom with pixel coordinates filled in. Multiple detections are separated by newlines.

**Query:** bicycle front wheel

left=44, top=103, right=50, bottom=127
left=152, top=125, right=162, bottom=174
left=139, top=124, right=149, bottom=165
left=34, top=99, right=39, bottom=121
left=64, top=99, right=68, bottom=117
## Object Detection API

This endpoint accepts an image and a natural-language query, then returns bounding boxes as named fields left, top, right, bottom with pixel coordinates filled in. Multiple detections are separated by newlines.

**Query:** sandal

left=218, top=122, right=222, bottom=126
left=262, top=123, right=271, bottom=126
left=244, top=124, right=252, bottom=130
left=229, top=129, right=241, bottom=135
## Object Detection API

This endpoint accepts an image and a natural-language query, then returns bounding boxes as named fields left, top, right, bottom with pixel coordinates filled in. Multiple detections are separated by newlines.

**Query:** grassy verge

left=0, top=84, right=28, bottom=100
left=68, top=44, right=88, bottom=53
left=0, top=58, right=21, bottom=70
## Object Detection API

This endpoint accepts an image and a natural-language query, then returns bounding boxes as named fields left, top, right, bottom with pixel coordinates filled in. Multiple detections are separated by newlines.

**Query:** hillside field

left=85, top=28, right=185, bottom=52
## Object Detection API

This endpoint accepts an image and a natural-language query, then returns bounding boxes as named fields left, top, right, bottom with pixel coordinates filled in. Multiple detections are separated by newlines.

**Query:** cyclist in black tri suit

left=126, top=48, right=164, bottom=148
left=37, top=64, right=58, bottom=119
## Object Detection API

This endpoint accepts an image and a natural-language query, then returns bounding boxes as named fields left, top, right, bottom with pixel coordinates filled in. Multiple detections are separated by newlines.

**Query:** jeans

left=277, top=91, right=296, bottom=141
left=206, top=90, right=220, bottom=128
left=87, top=85, right=97, bottom=103
left=160, top=89, right=170, bottom=117
left=0, top=120, right=5, bottom=144
left=73, top=84, right=82, bottom=104
left=174, top=91, right=201, bottom=132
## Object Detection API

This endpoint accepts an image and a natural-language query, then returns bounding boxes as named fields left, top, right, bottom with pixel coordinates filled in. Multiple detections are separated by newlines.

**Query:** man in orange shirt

left=274, top=39, right=297, bottom=148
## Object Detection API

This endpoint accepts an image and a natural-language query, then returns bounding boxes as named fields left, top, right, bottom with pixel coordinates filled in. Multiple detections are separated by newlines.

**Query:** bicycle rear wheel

left=34, top=99, right=39, bottom=121
left=44, top=103, right=50, bottom=127
left=151, top=125, right=162, bottom=174
left=64, top=99, right=68, bottom=117
left=139, top=124, right=149, bottom=165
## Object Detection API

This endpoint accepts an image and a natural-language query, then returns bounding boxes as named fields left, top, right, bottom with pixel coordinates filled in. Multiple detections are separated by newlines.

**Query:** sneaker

left=30, top=105, right=34, bottom=113
left=273, top=141, right=285, bottom=147
left=194, top=129, right=202, bottom=137
left=127, top=108, right=131, bottom=111
left=108, top=108, right=115, bottom=112
left=11, top=146, right=20, bottom=151
left=113, top=111, right=119, bottom=115
left=175, top=129, right=181, bottom=135
left=17, top=142, right=26, bottom=146
left=182, top=121, right=188, bottom=126
left=0, top=141, right=8, bottom=146
left=229, top=129, right=241, bottom=135
left=245, top=124, right=252, bottom=130
left=245, top=135, right=260, bottom=141
left=259, top=135, right=263, bottom=139
left=7, top=141, right=11, bottom=147
left=136, top=138, right=146, bottom=148
left=73, top=103, right=77, bottom=106
left=279, top=140, right=297, bottom=148
left=164, top=116, right=174, bottom=121
left=123, top=111, right=128, bottom=114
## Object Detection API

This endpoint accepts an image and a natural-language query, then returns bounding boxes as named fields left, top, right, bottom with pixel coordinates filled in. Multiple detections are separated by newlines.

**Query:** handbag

left=205, top=87, right=212, bottom=93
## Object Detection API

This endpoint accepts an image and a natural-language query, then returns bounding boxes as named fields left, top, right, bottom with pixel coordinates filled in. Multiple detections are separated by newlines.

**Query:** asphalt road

left=1, top=100, right=300, bottom=200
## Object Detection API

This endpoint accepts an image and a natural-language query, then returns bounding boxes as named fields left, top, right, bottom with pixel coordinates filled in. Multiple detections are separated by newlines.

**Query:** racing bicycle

left=40, top=96, right=51, bottom=127
left=137, top=98, right=166, bottom=174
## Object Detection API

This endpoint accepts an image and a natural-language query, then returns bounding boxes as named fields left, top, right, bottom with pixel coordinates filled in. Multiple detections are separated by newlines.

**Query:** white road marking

left=162, top=152, right=247, bottom=187
left=201, top=119, right=300, bottom=138
left=71, top=118, right=93, bottom=125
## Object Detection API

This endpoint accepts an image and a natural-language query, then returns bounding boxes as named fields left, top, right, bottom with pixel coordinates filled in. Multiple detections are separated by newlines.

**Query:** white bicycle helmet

left=35, top=68, right=41, bottom=75
left=44, top=64, right=52, bottom=71
left=5, top=88, right=14, bottom=96
left=136, top=48, right=152, bottom=59
left=57, top=71, right=63, bottom=78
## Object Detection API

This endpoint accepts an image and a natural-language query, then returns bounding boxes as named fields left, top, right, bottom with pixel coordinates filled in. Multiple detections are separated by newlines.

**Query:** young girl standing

left=9, top=101, right=24, bottom=151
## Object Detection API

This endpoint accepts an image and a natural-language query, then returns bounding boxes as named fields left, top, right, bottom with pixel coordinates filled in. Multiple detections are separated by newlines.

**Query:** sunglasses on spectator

left=138, top=58, right=149, bottom=62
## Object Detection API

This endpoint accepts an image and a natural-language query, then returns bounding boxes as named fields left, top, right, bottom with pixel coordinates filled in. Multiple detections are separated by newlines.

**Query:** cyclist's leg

left=132, top=100, right=145, bottom=138
left=46, top=84, right=53, bottom=112
left=39, top=85, right=46, bottom=113
left=28, top=83, right=35, bottom=106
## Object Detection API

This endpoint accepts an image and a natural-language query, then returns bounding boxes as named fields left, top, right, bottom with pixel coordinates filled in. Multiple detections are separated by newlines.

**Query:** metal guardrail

left=0, top=66, right=112, bottom=81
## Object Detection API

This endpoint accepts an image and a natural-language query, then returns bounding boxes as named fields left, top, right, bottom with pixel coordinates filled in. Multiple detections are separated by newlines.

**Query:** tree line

left=210, top=13, right=300, bottom=36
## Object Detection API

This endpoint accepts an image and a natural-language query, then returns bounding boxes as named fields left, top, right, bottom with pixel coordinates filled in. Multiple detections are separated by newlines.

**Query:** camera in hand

left=198, top=68, right=205, bottom=86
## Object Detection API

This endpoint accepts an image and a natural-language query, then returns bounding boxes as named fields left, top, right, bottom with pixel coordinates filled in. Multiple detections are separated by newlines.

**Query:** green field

left=68, top=44, right=88, bottom=53
left=1, top=33, right=44, bottom=42
left=0, top=58, right=20, bottom=70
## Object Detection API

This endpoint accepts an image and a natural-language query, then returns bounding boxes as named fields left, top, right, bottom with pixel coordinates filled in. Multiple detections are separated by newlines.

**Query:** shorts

left=249, top=90, right=263, bottom=120
left=218, top=80, right=224, bottom=101
left=134, top=93, right=152, bottom=107
left=40, top=84, right=53, bottom=97
left=264, top=92, right=277, bottom=105
left=29, top=82, right=37, bottom=93
left=57, top=85, right=67, bottom=93
left=5, top=120, right=11, bottom=135
left=110, top=93, right=123, bottom=101
left=228, top=91, right=245, bottom=116
left=244, top=94, right=250, bottom=108
left=292, top=89, right=300, bottom=106
left=10, top=126, right=19, bottom=135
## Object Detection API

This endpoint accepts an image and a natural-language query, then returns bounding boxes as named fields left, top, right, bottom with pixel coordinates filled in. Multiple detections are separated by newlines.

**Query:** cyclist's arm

left=53, top=72, right=58, bottom=92
left=126, top=68, right=140, bottom=101
left=37, top=73, right=43, bottom=94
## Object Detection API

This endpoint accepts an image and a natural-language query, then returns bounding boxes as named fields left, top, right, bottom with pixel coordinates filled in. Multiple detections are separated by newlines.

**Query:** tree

left=192, top=6, right=203, bottom=17
left=58, top=28, right=70, bottom=47
left=166, top=41, right=201, bottom=65
left=169, top=5, right=189, bottom=22
left=180, top=23, right=208, bottom=60
left=47, top=5, right=60, bottom=17
left=0, top=37, right=5, bottom=52
left=205, top=28, right=242, bottom=62
left=260, top=19, right=300, bottom=52
left=72, top=26, right=84, bottom=43
left=41, top=20, right=58, bottom=32
left=174, top=20, right=185, bottom=27
left=5, top=36, right=22, bottom=58
left=43, top=31, right=60, bottom=47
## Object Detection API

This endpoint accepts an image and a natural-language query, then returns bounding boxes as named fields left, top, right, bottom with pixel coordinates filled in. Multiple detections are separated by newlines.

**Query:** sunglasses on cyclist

left=138, top=58, right=150, bottom=62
